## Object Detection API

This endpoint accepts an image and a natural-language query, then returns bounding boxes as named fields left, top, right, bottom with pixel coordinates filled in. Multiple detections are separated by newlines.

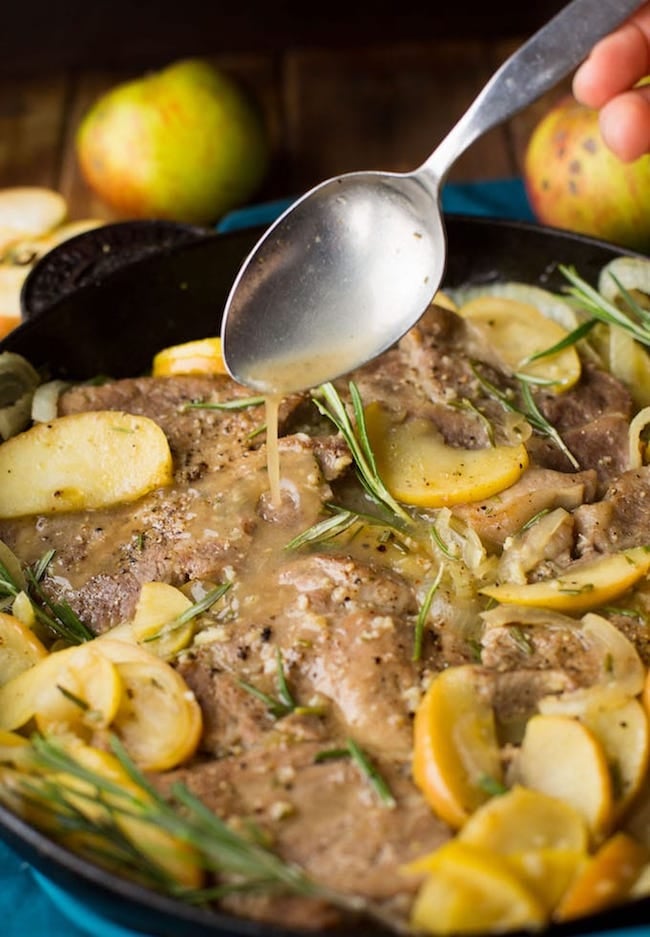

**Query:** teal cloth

left=215, top=176, right=537, bottom=233
left=3, top=176, right=645, bottom=936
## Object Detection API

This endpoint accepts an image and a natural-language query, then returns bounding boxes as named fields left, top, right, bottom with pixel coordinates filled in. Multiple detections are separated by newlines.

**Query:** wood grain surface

left=0, top=7, right=574, bottom=224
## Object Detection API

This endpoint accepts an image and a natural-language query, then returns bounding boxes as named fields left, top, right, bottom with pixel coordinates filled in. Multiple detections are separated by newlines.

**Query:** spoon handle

left=421, top=0, right=644, bottom=182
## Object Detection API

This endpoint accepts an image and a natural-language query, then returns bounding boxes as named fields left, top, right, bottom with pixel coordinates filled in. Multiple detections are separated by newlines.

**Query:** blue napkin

left=215, top=177, right=537, bottom=233
left=3, top=176, right=644, bottom=937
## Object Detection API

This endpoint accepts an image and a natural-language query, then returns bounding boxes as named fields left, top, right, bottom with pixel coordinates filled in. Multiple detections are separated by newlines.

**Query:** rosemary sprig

left=560, top=264, right=650, bottom=346
left=518, top=379, right=579, bottom=470
left=284, top=507, right=363, bottom=551
left=285, top=503, right=407, bottom=551
left=17, top=734, right=329, bottom=902
left=142, top=582, right=232, bottom=645
left=7, top=734, right=403, bottom=925
left=412, top=566, right=444, bottom=662
left=472, top=365, right=579, bottom=469
left=311, top=383, right=411, bottom=524
left=315, top=739, right=396, bottom=808
left=238, top=649, right=322, bottom=719
left=183, top=395, right=266, bottom=411
left=519, top=317, right=598, bottom=366
left=477, top=774, right=508, bottom=797
left=0, top=551, right=94, bottom=644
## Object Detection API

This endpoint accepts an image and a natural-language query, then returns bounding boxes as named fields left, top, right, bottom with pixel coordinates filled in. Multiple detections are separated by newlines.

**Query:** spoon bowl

left=223, top=171, right=445, bottom=393
left=222, top=0, right=643, bottom=394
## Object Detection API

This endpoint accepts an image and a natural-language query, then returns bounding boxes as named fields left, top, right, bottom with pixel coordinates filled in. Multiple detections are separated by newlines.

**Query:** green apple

left=524, top=94, right=650, bottom=252
left=75, top=59, right=269, bottom=225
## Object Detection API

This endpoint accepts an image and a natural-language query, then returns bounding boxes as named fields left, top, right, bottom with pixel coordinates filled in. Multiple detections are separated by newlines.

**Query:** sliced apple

left=365, top=401, right=529, bottom=508
left=0, top=265, right=29, bottom=319
left=412, top=665, right=502, bottom=829
left=0, top=642, right=121, bottom=732
left=554, top=831, right=649, bottom=921
left=507, top=848, right=588, bottom=913
left=451, top=281, right=579, bottom=332
left=458, top=784, right=589, bottom=854
left=457, top=296, right=581, bottom=391
left=584, top=698, right=649, bottom=820
left=130, top=581, right=195, bottom=659
left=409, top=840, right=546, bottom=935
left=152, top=336, right=226, bottom=376
left=453, top=784, right=589, bottom=911
left=110, top=658, right=202, bottom=770
left=480, top=546, right=650, bottom=615
left=513, top=714, right=614, bottom=838
left=0, top=410, right=173, bottom=518
left=97, top=638, right=202, bottom=770
left=0, top=187, right=67, bottom=249
left=0, top=611, right=48, bottom=687
left=431, top=290, right=458, bottom=312
left=33, top=644, right=123, bottom=736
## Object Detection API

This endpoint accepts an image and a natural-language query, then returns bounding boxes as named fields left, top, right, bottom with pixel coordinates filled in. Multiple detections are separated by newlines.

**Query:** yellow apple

left=75, top=59, right=269, bottom=224
left=524, top=94, right=650, bottom=252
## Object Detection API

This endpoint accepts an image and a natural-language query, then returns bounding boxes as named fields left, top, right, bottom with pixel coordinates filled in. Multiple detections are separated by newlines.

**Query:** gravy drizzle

left=264, top=394, right=282, bottom=507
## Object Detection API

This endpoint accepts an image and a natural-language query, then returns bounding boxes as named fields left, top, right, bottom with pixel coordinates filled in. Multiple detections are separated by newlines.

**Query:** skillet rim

left=0, top=214, right=648, bottom=937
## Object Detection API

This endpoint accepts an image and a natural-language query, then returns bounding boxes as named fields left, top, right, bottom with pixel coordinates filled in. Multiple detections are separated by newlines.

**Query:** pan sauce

left=3, top=267, right=650, bottom=934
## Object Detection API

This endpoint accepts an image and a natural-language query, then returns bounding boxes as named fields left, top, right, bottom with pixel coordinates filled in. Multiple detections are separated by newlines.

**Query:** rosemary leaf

left=519, top=317, right=597, bottom=366
left=286, top=502, right=407, bottom=552
left=0, top=551, right=94, bottom=644
left=472, top=364, right=579, bottom=470
left=518, top=380, right=579, bottom=470
left=477, top=774, right=508, bottom=797
left=560, top=265, right=650, bottom=346
left=184, top=396, right=266, bottom=411
left=238, top=649, right=297, bottom=719
left=273, top=649, right=295, bottom=711
left=285, top=508, right=360, bottom=550
left=346, top=738, right=396, bottom=809
left=311, top=383, right=411, bottom=524
left=143, top=583, right=232, bottom=645
left=413, top=566, right=444, bottom=662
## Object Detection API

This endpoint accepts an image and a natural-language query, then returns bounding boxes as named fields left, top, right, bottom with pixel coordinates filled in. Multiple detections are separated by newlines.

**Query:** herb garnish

left=315, top=739, right=396, bottom=808
left=412, top=566, right=444, bottom=662
left=472, top=366, right=579, bottom=469
left=285, top=503, right=407, bottom=552
left=142, top=582, right=232, bottom=647
left=184, top=396, right=266, bottom=411
left=0, top=549, right=94, bottom=644
left=6, top=733, right=369, bottom=914
left=311, top=383, right=411, bottom=524
left=560, top=265, right=650, bottom=347
left=238, top=649, right=323, bottom=719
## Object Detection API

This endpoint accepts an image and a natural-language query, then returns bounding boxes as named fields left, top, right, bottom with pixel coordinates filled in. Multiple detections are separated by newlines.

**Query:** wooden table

left=0, top=33, right=572, bottom=225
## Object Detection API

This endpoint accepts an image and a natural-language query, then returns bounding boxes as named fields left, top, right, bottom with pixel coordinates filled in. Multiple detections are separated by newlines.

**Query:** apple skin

left=75, top=59, right=269, bottom=225
left=524, top=95, right=650, bottom=252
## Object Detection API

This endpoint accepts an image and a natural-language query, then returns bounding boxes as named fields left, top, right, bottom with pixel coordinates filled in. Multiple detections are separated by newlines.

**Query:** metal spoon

left=222, top=0, right=643, bottom=395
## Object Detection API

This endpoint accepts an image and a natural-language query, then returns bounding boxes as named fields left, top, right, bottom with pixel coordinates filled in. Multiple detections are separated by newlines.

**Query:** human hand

left=573, top=2, right=650, bottom=162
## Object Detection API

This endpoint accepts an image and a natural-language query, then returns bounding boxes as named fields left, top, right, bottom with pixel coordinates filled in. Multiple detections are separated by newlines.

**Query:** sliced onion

left=448, top=281, right=578, bottom=331
left=628, top=405, right=650, bottom=469
left=597, top=257, right=650, bottom=308
left=31, top=379, right=69, bottom=423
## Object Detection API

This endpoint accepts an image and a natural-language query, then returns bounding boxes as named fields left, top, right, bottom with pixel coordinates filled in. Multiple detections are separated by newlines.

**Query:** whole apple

left=524, top=94, right=650, bottom=252
left=76, top=59, right=269, bottom=225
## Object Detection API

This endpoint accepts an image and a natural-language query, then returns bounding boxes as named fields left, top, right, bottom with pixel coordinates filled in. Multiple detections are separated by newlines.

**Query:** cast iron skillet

left=0, top=215, right=648, bottom=937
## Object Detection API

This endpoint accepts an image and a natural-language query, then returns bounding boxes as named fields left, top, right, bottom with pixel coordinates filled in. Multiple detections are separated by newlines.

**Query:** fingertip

left=599, top=93, right=650, bottom=162
left=573, top=23, right=650, bottom=108
left=573, top=53, right=611, bottom=109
